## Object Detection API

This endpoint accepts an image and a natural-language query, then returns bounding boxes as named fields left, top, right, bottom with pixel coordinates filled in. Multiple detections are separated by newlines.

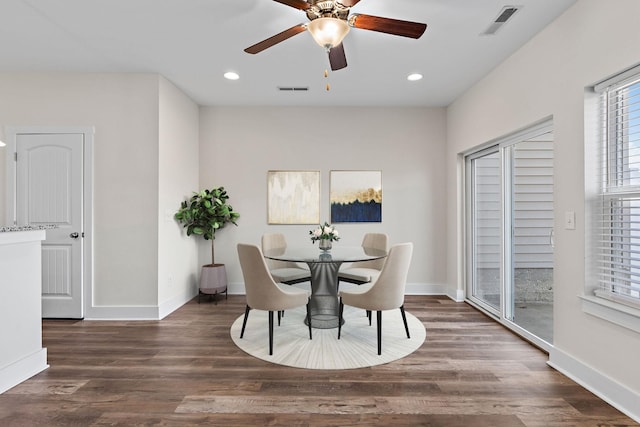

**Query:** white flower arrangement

left=309, top=222, right=340, bottom=243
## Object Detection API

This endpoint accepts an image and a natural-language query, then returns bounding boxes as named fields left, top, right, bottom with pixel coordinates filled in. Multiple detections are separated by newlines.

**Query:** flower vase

left=319, top=239, right=332, bottom=251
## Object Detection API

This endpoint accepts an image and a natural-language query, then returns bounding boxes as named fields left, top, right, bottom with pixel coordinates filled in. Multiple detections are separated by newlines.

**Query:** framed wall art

left=330, top=170, right=382, bottom=223
left=267, top=170, right=320, bottom=224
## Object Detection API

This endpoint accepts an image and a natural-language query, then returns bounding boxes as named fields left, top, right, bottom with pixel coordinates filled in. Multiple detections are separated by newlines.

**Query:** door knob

left=70, top=232, right=79, bottom=239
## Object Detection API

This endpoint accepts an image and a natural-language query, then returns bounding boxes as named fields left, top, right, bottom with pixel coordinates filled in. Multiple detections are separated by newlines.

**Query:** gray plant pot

left=198, top=263, right=228, bottom=304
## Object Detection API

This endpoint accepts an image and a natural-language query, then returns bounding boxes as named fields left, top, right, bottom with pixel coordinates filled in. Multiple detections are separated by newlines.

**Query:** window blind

left=595, top=68, right=640, bottom=309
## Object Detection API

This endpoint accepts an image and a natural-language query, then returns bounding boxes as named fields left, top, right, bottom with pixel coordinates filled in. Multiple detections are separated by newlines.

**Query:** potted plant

left=175, top=186, right=240, bottom=303
left=309, top=222, right=340, bottom=251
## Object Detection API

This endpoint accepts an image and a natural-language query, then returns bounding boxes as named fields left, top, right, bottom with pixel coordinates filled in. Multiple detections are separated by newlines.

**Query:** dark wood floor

left=0, top=295, right=637, bottom=426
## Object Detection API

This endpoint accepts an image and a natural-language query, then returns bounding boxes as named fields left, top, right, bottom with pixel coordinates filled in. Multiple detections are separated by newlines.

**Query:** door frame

left=4, top=126, right=94, bottom=318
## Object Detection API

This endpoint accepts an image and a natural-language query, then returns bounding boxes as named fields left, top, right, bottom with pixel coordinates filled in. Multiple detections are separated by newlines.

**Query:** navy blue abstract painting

left=330, top=171, right=382, bottom=223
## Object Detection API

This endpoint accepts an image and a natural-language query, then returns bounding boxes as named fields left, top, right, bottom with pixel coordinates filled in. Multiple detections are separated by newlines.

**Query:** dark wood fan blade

left=244, top=24, right=307, bottom=54
left=350, top=13, right=427, bottom=39
left=338, top=0, right=361, bottom=6
left=273, top=0, right=310, bottom=10
left=328, top=43, right=347, bottom=71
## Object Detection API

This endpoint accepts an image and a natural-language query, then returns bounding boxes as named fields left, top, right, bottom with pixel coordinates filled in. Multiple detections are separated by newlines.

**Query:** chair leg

left=268, top=311, right=274, bottom=356
left=277, top=310, right=281, bottom=326
left=377, top=310, right=382, bottom=355
left=367, top=310, right=372, bottom=326
left=240, top=305, right=251, bottom=338
left=306, top=303, right=312, bottom=340
left=400, top=305, right=410, bottom=339
left=338, top=299, right=344, bottom=339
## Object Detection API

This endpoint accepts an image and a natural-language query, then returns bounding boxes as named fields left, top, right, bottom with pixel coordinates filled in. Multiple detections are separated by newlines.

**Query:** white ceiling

left=0, top=0, right=576, bottom=107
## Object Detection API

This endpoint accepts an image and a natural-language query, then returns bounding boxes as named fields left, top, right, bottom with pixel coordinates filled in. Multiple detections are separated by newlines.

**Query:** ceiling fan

left=244, top=0, right=427, bottom=71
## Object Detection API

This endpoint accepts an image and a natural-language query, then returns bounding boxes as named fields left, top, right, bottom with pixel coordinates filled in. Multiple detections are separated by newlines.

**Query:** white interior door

left=16, top=133, right=84, bottom=318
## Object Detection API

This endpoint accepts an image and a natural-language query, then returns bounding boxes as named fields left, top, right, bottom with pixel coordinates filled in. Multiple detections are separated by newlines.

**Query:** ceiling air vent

left=481, top=5, right=520, bottom=36
left=278, top=87, right=309, bottom=92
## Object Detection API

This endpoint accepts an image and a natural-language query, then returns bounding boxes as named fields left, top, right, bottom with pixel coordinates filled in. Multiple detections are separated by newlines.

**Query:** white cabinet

left=0, top=229, right=48, bottom=393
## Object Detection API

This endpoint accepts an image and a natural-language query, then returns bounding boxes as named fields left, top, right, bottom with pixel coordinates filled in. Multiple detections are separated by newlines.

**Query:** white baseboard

left=548, top=347, right=640, bottom=423
left=85, top=282, right=451, bottom=320
left=405, top=282, right=446, bottom=295
left=227, top=281, right=246, bottom=295
left=446, top=288, right=465, bottom=302
left=158, top=288, right=198, bottom=320
left=84, top=305, right=160, bottom=320
left=84, top=287, right=198, bottom=320
left=0, top=349, right=48, bottom=394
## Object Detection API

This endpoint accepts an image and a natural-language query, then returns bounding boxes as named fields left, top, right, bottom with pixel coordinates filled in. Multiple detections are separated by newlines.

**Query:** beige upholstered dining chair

left=338, top=242, right=413, bottom=355
left=261, top=233, right=311, bottom=285
left=338, top=232, right=388, bottom=286
left=237, top=243, right=312, bottom=355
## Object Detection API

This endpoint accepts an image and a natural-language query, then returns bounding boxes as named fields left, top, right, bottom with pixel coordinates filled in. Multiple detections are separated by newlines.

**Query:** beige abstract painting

left=267, top=170, right=320, bottom=224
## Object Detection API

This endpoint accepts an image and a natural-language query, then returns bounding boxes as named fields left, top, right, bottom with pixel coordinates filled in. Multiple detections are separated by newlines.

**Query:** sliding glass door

left=468, top=147, right=502, bottom=314
left=466, top=122, right=554, bottom=348
left=507, top=133, right=554, bottom=343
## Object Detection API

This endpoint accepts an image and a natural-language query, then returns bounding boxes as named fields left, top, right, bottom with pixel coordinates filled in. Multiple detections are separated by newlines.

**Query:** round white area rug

left=230, top=305, right=426, bottom=369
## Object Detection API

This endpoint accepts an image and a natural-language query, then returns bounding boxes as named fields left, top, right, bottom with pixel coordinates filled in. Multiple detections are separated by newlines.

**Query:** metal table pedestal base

left=304, top=260, right=343, bottom=329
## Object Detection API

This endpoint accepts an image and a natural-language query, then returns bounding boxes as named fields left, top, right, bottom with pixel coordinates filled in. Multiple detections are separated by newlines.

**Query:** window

left=594, top=65, right=640, bottom=310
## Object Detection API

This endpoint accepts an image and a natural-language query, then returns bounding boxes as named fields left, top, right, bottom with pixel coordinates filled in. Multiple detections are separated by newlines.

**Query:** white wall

left=0, top=73, right=162, bottom=312
left=199, top=106, right=448, bottom=294
left=446, top=0, right=640, bottom=416
left=158, top=77, right=200, bottom=316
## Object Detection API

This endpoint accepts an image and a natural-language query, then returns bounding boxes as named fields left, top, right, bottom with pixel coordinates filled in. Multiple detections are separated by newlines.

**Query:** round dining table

left=263, top=245, right=387, bottom=329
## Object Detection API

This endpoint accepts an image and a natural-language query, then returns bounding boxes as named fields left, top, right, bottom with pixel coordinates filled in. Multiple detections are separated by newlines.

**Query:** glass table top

left=263, top=246, right=386, bottom=263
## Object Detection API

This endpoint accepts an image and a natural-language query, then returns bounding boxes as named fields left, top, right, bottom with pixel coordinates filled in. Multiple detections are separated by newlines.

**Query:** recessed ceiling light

left=224, top=72, right=239, bottom=80
left=407, top=73, right=423, bottom=81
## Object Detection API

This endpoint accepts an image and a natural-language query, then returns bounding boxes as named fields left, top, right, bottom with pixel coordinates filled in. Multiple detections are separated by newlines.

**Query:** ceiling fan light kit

left=245, top=0, right=427, bottom=72
left=307, top=17, right=350, bottom=50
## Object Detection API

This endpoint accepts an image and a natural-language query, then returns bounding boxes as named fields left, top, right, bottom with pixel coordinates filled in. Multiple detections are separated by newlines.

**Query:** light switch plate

left=565, top=211, right=576, bottom=230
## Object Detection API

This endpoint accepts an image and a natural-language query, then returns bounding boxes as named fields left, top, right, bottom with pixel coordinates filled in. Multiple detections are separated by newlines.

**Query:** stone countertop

left=0, top=225, right=57, bottom=233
